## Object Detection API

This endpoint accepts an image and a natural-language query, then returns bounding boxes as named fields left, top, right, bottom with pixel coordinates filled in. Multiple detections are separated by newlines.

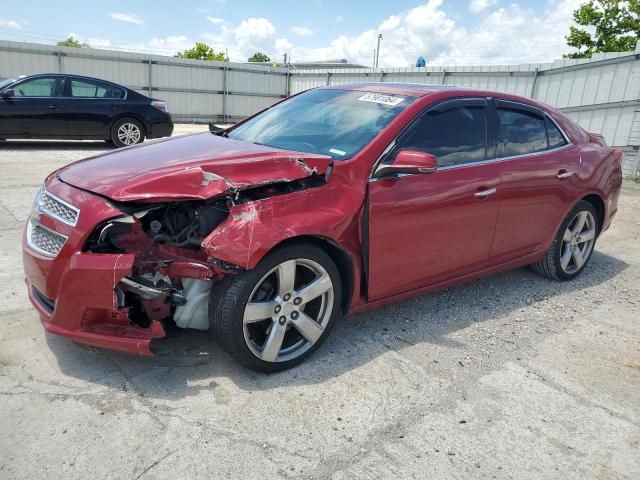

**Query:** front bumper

left=22, top=178, right=166, bottom=355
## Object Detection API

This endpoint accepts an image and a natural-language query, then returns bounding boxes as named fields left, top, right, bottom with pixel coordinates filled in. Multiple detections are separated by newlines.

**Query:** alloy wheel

left=242, top=258, right=334, bottom=363
left=559, top=210, right=596, bottom=274
left=117, top=123, right=141, bottom=145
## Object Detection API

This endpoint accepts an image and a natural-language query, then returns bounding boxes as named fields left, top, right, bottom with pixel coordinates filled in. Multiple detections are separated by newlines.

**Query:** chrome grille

left=36, top=189, right=79, bottom=226
left=27, top=220, right=68, bottom=257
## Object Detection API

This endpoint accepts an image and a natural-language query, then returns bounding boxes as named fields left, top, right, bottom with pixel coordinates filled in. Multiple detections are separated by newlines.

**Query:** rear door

left=0, top=76, right=66, bottom=137
left=488, top=99, right=580, bottom=262
left=64, top=77, right=126, bottom=138
left=367, top=98, right=502, bottom=300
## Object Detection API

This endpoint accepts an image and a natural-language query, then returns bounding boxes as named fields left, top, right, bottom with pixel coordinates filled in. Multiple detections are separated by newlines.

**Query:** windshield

left=0, top=78, right=15, bottom=90
left=227, top=89, right=413, bottom=160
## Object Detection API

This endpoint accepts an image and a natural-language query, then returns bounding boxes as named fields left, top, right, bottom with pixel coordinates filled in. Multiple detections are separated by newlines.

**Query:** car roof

left=11, top=73, right=130, bottom=89
left=319, top=82, right=478, bottom=97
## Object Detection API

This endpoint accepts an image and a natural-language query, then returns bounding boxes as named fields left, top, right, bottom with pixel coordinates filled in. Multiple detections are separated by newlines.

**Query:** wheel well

left=581, top=194, right=605, bottom=234
left=110, top=115, right=148, bottom=137
left=272, top=236, right=354, bottom=314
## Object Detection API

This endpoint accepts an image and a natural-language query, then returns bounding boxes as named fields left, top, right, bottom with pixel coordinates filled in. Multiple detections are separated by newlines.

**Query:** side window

left=546, top=116, right=568, bottom=149
left=497, top=108, right=547, bottom=157
left=13, top=77, right=62, bottom=97
left=70, top=79, right=124, bottom=99
left=396, top=104, right=487, bottom=167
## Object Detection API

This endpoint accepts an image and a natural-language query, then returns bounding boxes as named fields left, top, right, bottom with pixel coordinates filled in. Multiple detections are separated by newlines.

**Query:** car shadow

left=45, top=250, right=628, bottom=399
left=0, top=140, right=114, bottom=151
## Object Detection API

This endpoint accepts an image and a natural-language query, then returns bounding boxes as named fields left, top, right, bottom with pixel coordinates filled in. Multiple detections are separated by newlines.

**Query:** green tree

left=248, top=52, right=271, bottom=63
left=566, top=0, right=640, bottom=58
left=176, top=42, right=227, bottom=61
left=57, top=36, right=88, bottom=48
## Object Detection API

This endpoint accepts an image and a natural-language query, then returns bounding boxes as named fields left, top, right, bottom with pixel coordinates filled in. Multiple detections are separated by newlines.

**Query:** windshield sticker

left=329, top=148, right=346, bottom=156
left=357, top=93, right=404, bottom=106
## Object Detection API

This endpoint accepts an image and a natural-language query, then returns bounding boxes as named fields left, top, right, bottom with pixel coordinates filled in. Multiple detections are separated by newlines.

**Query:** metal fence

left=1, top=40, right=639, bottom=177
left=0, top=40, right=289, bottom=123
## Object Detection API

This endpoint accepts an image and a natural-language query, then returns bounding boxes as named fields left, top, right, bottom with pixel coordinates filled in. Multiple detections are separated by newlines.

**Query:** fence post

left=326, top=72, right=331, bottom=86
left=222, top=64, right=228, bottom=123
left=441, top=69, right=447, bottom=85
left=147, top=60, right=152, bottom=95
left=285, top=63, right=291, bottom=97
left=530, top=68, right=539, bottom=98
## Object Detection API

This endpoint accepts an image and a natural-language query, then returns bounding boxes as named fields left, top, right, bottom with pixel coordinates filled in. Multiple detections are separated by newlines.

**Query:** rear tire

left=110, top=118, right=145, bottom=148
left=209, top=243, right=342, bottom=373
left=531, top=200, right=598, bottom=281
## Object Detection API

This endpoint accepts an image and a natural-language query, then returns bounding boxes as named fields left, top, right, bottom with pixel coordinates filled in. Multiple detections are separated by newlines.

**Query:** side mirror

left=1, top=89, right=14, bottom=98
left=375, top=149, right=438, bottom=177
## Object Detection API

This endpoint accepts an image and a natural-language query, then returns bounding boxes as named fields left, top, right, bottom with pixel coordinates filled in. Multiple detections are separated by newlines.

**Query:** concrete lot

left=0, top=126, right=639, bottom=479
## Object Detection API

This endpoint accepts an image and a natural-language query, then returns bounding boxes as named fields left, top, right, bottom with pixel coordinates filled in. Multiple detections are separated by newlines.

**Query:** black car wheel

left=209, top=243, right=342, bottom=373
left=111, top=118, right=145, bottom=148
left=532, top=200, right=598, bottom=281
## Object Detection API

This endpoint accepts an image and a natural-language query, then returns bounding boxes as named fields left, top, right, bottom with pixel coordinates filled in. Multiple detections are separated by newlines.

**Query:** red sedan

left=22, top=84, right=622, bottom=372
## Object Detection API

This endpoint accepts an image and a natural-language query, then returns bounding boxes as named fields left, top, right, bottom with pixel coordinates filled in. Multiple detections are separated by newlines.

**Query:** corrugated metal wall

left=1, top=40, right=639, bottom=177
left=0, top=40, right=288, bottom=123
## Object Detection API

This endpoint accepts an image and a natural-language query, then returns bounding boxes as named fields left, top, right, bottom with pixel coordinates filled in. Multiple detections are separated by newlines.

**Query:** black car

left=0, top=73, right=173, bottom=147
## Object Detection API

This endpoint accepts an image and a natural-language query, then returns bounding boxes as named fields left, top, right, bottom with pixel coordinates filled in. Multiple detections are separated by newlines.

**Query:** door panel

left=0, top=77, right=66, bottom=137
left=489, top=146, right=581, bottom=261
left=64, top=78, right=126, bottom=138
left=368, top=162, right=501, bottom=300
left=488, top=102, right=581, bottom=262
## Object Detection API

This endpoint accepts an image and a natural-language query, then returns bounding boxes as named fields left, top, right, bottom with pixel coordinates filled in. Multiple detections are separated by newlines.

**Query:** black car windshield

left=0, top=78, right=15, bottom=90
left=227, top=89, right=413, bottom=160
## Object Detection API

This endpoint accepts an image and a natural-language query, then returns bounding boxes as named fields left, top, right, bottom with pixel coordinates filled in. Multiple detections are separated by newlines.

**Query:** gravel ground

left=0, top=126, right=639, bottom=479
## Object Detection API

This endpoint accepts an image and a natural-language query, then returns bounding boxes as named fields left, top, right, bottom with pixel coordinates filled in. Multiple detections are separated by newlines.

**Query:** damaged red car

left=22, top=84, right=622, bottom=372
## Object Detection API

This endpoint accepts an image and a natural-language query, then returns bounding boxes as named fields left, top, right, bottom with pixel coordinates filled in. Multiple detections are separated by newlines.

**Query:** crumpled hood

left=58, top=133, right=332, bottom=202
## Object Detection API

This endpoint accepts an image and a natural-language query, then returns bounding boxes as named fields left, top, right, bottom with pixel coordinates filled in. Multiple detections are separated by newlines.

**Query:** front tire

left=532, top=200, right=598, bottom=281
left=111, top=118, right=145, bottom=148
left=209, top=244, right=342, bottom=373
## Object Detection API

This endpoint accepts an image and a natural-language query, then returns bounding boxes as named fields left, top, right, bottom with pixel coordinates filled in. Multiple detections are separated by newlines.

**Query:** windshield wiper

left=208, top=123, right=228, bottom=137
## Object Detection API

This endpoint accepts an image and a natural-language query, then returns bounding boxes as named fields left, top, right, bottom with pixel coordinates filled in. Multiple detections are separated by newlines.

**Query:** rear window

left=546, top=117, right=568, bottom=149
left=70, top=79, right=125, bottom=99
left=497, top=108, right=547, bottom=158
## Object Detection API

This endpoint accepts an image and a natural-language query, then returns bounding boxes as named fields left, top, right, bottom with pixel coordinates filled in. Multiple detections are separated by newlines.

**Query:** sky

left=0, top=0, right=584, bottom=67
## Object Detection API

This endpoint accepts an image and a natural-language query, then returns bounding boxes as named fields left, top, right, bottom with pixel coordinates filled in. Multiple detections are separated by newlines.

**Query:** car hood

left=57, top=133, right=332, bottom=202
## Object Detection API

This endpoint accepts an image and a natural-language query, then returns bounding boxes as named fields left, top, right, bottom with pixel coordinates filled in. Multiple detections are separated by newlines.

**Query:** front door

left=0, top=76, right=66, bottom=137
left=367, top=98, right=501, bottom=300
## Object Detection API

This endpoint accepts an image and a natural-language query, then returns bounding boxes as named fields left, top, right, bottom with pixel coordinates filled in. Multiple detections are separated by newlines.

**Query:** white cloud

left=110, top=12, right=144, bottom=25
left=291, top=26, right=314, bottom=37
left=207, top=16, right=225, bottom=25
left=468, top=0, right=497, bottom=13
left=72, top=1, right=585, bottom=66
left=282, top=0, right=583, bottom=67
left=235, top=17, right=276, bottom=41
left=335, top=15, right=344, bottom=23
left=275, top=38, right=293, bottom=54
left=0, top=19, right=23, bottom=29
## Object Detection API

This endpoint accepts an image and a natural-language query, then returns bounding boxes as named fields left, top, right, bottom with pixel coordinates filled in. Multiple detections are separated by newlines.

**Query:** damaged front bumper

left=24, top=250, right=165, bottom=355
left=22, top=178, right=230, bottom=357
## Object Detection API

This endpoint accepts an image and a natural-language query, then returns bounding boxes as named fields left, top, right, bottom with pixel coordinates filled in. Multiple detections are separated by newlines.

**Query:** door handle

left=474, top=187, right=497, bottom=198
left=556, top=170, right=574, bottom=179
left=47, top=104, right=60, bottom=110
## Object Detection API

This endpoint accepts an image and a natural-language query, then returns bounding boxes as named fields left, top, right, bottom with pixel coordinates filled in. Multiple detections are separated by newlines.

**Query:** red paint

left=22, top=84, right=622, bottom=356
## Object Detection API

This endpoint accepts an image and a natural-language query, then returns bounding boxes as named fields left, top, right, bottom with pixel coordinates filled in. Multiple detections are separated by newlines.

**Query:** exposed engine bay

left=81, top=169, right=329, bottom=340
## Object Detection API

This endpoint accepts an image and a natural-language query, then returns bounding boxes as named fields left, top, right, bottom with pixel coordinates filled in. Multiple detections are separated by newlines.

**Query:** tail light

left=151, top=100, right=168, bottom=112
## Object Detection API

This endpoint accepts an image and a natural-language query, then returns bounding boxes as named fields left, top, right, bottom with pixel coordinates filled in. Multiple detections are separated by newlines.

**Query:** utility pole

left=372, top=49, right=376, bottom=69
left=374, top=33, right=383, bottom=69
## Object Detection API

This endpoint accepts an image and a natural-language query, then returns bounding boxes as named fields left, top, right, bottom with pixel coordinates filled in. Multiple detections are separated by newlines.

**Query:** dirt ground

left=0, top=127, right=638, bottom=479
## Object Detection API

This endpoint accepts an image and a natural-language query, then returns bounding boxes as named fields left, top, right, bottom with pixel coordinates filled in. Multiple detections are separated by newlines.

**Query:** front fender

left=202, top=183, right=364, bottom=271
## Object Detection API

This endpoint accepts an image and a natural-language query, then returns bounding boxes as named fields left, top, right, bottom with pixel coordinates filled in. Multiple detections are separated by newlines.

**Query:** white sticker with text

left=357, top=93, right=404, bottom=106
